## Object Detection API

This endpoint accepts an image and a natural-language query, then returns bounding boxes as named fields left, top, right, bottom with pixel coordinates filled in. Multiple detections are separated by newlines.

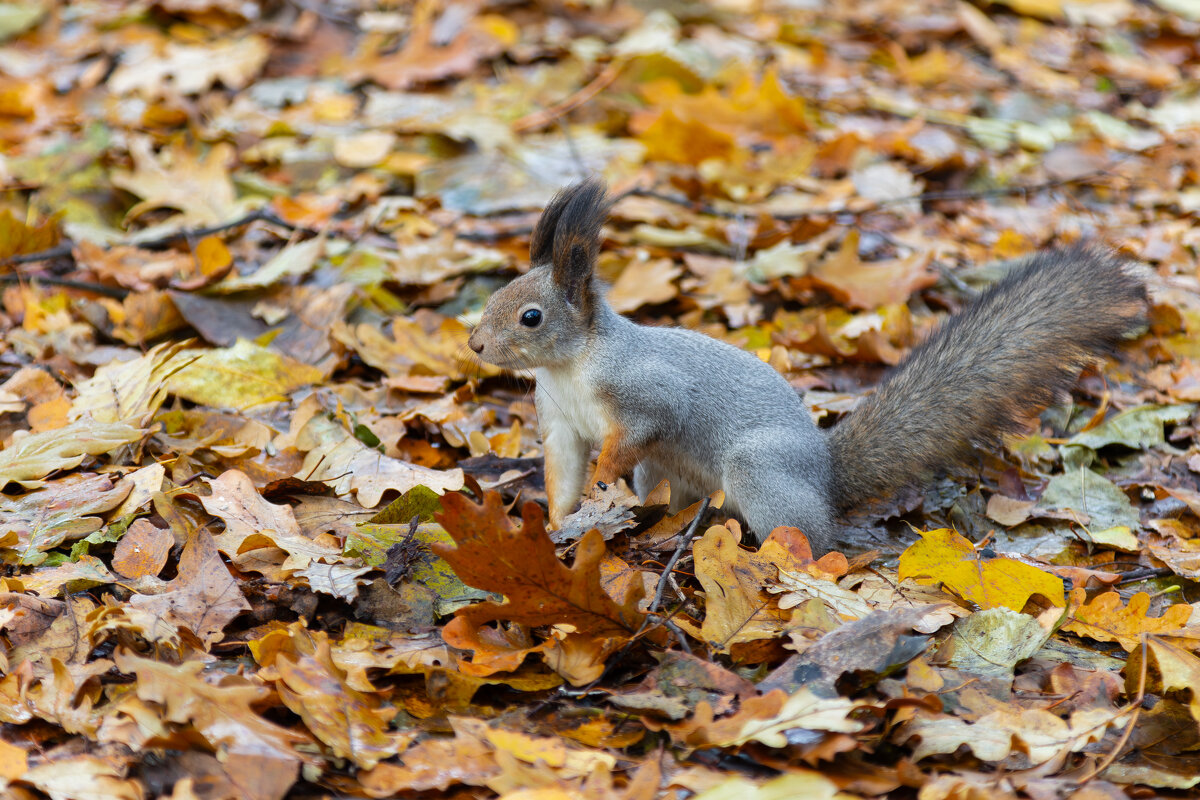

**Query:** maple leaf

left=433, top=491, right=646, bottom=677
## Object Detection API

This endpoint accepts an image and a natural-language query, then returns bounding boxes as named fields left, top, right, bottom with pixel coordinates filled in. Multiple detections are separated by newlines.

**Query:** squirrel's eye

left=520, top=309, right=543, bottom=328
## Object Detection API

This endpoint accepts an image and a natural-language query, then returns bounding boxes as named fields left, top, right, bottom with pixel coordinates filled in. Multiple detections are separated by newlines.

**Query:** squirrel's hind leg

left=634, top=459, right=707, bottom=512
left=721, top=436, right=838, bottom=554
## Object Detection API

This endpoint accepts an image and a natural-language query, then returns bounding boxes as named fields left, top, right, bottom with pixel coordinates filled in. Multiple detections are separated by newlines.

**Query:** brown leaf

left=1062, top=589, right=1198, bottom=651
left=810, top=231, right=937, bottom=310
left=130, top=527, right=250, bottom=647
left=255, top=625, right=411, bottom=769
left=201, top=469, right=343, bottom=574
left=111, top=519, right=173, bottom=578
left=114, top=650, right=307, bottom=799
left=433, top=492, right=645, bottom=676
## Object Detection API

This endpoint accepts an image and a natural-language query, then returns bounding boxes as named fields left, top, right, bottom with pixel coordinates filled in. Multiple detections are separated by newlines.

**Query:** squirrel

left=466, top=179, right=1148, bottom=554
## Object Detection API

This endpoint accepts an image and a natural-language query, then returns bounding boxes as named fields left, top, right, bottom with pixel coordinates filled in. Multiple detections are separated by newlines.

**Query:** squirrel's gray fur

left=467, top=179, right=1148, bottom=554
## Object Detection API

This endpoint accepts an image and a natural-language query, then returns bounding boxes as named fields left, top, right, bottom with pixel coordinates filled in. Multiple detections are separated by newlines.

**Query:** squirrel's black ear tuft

left=549, top=178, right=609, bottom=307
left=529, top=183, right=576, bottom=266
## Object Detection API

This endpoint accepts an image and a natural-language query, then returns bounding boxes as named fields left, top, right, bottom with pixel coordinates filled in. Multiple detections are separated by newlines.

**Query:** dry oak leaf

left=202, top=469, right=343, bottom=573
left=20, top=754, right=141, bottom=800
left=295, top=413, right=464, bottom=508
left=608, top=258, right=684, bottom=313
left=108, top=35, right=270, bottom=96
left=112, top=138, right=242, bottom=226
left=360, top=723, right=501, bottom=796
left=898, top=528, right=1065, bottom=611
left=810, top=231, right=937, bottom=310
left=333, top=314, right=498, bottom=381
left=1129, top=636, right=1200, bottom=723
left=901, top=706, right=1116, bottom=765
left=683, top=525, right=845, bottom=652
left=361, top=13, right=511, bottom=90
left=433, top=491, right=645, bottom=674
left=69, top=340, right=191, bottom=425
left=0, top=418, right=143, bottom=490
left=254, top=625, right=411, bottom=769
left=655, top=687, right=865, bottom=749
left=129, top=526, right=250, bottom=647
left=1062, top=589, right=1197, bottom=651
left=114, top=650, right=306, bottom=800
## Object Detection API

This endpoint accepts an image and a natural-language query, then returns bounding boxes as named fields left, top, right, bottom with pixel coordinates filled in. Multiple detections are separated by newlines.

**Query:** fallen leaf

left=111, top=519, right=173, bottom=578
left=112, top=137, right=242, bottom=226
left=1063, top=589, right=1197, bottom=651
left=433, top=491, right=645, bottom=678
left=255, top=624, right=410, bottom=769
left=295, top=413, right=464, bottom=507
left=115, top=650, right=306, bottom=799
left=165, top=339, right=323, bottom=409
left=202, top=469, right=344, bottom=573
left=898, top=528, right=1066, bottom=610
left=0, top=419, right=143, bottom=490
left=130, top=527, right=251, bottom=647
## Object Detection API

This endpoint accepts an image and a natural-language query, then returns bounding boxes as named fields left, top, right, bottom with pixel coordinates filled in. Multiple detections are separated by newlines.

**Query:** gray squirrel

left=467, top=179, right=1147, bottom=554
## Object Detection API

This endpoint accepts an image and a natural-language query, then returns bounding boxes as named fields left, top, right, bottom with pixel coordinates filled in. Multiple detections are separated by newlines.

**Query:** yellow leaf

left=165, top=339, right=323, bottom=409
left=0, top=419, right=143, bottom=489
left=898, top=528, right=1065, bottom=610
left=638, top=109, right=738, bottom=166
left=194, top=235, right=233, bottom=275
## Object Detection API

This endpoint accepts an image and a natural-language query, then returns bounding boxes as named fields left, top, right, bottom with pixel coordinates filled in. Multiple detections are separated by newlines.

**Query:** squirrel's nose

left=468, top=336, right=484, bottom=354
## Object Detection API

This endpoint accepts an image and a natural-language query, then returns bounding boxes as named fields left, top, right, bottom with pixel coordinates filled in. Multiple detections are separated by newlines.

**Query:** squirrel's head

left=468, top=178, right=609, bottom=370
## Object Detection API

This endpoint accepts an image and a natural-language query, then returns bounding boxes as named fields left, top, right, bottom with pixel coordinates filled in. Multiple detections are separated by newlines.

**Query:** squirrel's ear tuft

left=549, top=178, right=609, bottom=307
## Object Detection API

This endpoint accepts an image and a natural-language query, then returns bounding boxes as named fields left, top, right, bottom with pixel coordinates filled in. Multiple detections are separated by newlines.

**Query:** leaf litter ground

left=3, top=0, right=1200, bottom=798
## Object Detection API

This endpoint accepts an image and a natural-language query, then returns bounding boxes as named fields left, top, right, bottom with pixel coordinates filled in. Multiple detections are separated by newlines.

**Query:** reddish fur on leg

left=592, top=431, right=638, bottom=487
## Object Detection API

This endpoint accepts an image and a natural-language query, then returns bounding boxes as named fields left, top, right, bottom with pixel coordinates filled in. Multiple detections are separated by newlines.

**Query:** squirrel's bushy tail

left=827, top=244, right=1147, bottom=514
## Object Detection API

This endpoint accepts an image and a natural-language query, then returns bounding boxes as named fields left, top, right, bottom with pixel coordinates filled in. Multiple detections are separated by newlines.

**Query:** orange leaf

left=433, top=492, right=646, bottom=674
left=1062, top=589, right=1198, bottom=651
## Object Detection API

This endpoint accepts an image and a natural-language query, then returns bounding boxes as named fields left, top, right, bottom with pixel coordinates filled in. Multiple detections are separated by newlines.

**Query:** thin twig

left=648, top=496, right=711, bottom=617
left=0, top=208, right=303, bottom=269
left=0, top=274, right=130, bottom=298
left=1077, top=634, right=1148, bottom=785
left=623, top=170, right=1114, bottom=223
left=512, top=61, right=624, bottom=133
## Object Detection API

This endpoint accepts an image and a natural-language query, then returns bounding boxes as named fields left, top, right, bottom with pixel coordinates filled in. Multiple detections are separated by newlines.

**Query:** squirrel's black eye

left=520, top=309, right=543, bottom=328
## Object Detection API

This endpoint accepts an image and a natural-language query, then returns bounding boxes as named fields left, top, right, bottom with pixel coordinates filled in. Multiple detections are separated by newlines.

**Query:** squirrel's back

left=827, top=244, right=1147, bottom=514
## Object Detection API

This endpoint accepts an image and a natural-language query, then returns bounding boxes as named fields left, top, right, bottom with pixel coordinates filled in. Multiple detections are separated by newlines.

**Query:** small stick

left=512, top=62, right=624, bottom=133
left=648, top=496, right=711, bottom=616
left=1077, top=634, right=1148, bottom=784
left=0, top=208, right=304, bottom=268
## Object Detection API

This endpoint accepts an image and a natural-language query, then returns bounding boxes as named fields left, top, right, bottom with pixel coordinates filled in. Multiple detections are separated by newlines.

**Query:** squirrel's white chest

left=534, top=365, right=611, bottom=444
